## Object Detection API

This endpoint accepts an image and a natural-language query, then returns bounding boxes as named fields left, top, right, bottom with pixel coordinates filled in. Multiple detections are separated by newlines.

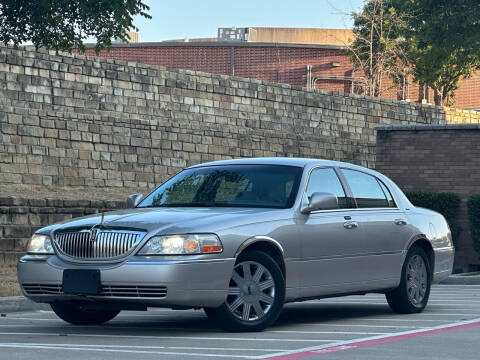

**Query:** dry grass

left=0, top=262, right=21, bottom=297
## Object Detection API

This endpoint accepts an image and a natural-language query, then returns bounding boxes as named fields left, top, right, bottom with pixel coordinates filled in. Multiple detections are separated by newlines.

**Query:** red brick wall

left=234, top=47, right=350, bottom=91
left=85, top=46, right=351, bottom=91
left=452, top=75, right=480, bottom=109
left=84, top=45, right=480, bottom=108
left=87, top=46, right=232, bottom=75
left=376, top=126, right=480, bottom=271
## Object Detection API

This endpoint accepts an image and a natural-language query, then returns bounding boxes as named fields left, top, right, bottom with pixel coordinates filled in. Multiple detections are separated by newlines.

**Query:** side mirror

left=301, top=192, right=338, bottom=214
left=127, top=193, right=143, bottom=208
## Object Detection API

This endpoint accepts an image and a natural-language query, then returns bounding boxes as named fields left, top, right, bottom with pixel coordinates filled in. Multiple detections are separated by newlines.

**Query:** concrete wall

left=247, top=27, right=354, bottom=45
left=376, top=124, right=480, bottom=272
left=0, top=45, right=447, bottom=190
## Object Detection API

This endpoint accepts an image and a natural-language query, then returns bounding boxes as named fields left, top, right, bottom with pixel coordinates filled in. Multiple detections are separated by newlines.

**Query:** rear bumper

left=432, top=246, right=455, bottom=283
left=17, top=255, right=235, bottom=308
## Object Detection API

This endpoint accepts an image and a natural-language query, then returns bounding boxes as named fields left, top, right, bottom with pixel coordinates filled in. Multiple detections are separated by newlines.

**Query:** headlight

left=138, top=234, right=223, bottom=255
left=27, top=234, right=54, bottom=254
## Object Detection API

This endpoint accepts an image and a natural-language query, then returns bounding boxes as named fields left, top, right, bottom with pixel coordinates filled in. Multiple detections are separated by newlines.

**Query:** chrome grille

left=22, top=283, right=167, bottom=298
left=54, top=229, right=146, bottom=260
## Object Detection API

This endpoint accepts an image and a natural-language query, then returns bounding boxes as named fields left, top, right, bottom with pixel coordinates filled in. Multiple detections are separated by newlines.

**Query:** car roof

left=188, top=157, right=368, bottom=171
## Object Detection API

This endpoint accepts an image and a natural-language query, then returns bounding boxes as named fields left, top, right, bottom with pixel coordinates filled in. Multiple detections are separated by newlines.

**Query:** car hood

left=38, top=207, right=284, bottom=235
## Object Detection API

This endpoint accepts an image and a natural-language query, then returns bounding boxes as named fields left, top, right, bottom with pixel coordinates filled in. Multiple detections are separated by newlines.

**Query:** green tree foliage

left=467, top=195, right=480, bottom=260
left=348, top=0, right=409, bottom=97
left=392, top=0, right=480, bottom=106
left=0, top=0, right=151, bottom=53
left=405, top=191, right=461, bottom=246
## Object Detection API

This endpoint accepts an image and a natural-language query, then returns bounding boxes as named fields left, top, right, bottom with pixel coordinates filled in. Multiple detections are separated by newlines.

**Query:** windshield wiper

left=139, top=203, right=221, bottom=208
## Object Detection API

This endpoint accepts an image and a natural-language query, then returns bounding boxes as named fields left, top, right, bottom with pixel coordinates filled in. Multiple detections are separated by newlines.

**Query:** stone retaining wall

left=0, top=45, right=446, bottom=189
left=0, top=197, right=125, bottom=263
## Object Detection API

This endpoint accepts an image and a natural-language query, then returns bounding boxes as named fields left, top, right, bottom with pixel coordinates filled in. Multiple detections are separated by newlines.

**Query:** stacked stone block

left=0, top=197, right=125, bottom=263
left=0, top=45, right=447, bottom=190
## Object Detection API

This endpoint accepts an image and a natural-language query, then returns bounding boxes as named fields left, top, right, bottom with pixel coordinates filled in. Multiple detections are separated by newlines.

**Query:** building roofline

left=376, top=124, right=480, bottom=131
left=85, top=41, right=347, bottom=50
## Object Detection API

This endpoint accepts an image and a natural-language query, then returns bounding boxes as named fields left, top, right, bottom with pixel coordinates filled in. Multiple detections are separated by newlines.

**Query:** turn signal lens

left=201, top=245, right=223, bottom=253
left=138, top=234, right=223, bottom=255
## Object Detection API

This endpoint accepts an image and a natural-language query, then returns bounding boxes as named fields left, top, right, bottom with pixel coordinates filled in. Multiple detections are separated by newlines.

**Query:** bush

left=467, top=195, right=480, bottom=260
left=404, top=191, right=461, bottom=246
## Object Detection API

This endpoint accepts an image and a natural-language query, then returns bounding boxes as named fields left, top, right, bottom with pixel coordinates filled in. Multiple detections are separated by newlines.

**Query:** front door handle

left=344, top=221, right=358, bottom=229
left=394, top=219, right=407, bottom=226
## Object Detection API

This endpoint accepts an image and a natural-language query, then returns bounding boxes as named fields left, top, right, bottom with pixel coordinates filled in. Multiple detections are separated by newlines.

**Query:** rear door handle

left=344, top=221, right=358, bottom=229
left=394, top=219, right=407, bottom=226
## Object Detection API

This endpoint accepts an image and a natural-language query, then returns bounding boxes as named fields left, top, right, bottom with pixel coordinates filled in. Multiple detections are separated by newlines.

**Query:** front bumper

left=17, top=255, right=236, bottom=308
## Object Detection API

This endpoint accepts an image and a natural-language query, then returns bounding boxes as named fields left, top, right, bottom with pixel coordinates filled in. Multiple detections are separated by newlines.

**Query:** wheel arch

left=409, top=236, right=435, bottom=275
left=235, top=236, right=286, bottom=277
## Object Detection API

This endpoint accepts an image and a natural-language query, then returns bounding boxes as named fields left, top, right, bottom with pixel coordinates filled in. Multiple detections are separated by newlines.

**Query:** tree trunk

left=433, top=88, right=443, bottom=106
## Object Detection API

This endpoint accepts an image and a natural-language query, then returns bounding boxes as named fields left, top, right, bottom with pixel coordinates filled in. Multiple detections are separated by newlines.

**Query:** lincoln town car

left=18, top=158, right=454, bottom=331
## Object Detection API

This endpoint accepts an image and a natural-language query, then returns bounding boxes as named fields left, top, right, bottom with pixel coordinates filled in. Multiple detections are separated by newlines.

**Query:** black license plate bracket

left=62, top=269, right=101, bottom=295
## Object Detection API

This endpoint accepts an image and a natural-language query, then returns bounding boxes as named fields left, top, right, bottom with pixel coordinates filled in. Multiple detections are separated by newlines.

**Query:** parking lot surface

left=0, top=284, right=479, bottom=360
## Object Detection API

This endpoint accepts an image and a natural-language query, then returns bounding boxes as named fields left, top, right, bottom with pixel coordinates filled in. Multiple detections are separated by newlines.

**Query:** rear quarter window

left=341, top=169, right=389, bottom=208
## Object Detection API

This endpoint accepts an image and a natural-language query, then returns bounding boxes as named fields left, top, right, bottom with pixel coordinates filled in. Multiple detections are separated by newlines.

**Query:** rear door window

left=341, top=169, right=389, bottom=208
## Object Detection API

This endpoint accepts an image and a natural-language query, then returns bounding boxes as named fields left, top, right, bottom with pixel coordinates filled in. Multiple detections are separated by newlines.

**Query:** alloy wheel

left=406, top=254, right=428, bottom=305
left=226, top=260, right=276, bottom=321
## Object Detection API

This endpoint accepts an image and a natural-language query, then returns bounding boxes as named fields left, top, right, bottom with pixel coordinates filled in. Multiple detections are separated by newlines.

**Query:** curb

left=440, top=272, right=480, bottom=285
left=0, top=296, right=49, bottom=314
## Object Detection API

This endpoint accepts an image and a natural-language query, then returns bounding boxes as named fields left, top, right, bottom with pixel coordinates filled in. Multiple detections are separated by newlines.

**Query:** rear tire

left=386, top=246, right=432, bottom=314
left=50, top=302, right=120, bottom=325
left=204, top=250, right=285, bottom=332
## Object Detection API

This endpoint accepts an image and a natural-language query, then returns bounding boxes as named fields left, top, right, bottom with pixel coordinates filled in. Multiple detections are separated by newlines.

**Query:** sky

left=132, top=0, right=365, bottom=42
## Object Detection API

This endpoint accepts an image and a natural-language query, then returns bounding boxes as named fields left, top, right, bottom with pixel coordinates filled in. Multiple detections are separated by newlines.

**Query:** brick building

left=376, top=124, right=480, bottom=272
left=84, top=27, right=480, bottom=109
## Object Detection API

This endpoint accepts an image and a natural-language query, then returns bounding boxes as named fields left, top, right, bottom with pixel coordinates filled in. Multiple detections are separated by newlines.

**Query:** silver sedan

left=18, top=158, right=454, bottom=331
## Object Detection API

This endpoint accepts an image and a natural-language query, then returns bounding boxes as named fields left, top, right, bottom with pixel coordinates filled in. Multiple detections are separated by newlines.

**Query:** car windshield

left=137, top=164, right=303, bottom=209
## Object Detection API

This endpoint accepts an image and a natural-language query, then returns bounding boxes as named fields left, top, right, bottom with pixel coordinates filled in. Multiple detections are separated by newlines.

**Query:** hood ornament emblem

left=89, top=212, right=105, bottom=242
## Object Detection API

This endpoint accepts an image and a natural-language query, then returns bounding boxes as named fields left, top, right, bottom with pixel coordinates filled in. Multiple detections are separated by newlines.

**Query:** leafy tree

left=467, top=195, right=480, bottom=260
left=348, top=0, right=410, bottom=97
left=393, top=0, right=480, bottom=106
left=0, top=0, right=151, bottom=53
left=405, top=191, right=462, bottom=247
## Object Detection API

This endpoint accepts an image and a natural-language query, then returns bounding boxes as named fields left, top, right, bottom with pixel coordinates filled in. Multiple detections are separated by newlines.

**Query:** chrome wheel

left=406, top=254, right=428, bottom=305
left=226, top=260, right=276, bottom=321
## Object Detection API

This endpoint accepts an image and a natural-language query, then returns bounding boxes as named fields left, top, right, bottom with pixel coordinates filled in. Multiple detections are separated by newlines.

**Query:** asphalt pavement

left=0, top=284, right=479, bottom=360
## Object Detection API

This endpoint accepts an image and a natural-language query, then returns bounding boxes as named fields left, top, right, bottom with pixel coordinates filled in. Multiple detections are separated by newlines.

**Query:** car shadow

left=56, top=302, right=398, bottom=334
left=275, top=302, right=394, bottom=327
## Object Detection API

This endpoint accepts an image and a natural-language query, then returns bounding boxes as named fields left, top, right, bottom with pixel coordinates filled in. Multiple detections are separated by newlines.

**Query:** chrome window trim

left=299, top=165, right=401, bottom=214
left=308, top=206, right=401, bottom=215
left=339, top=167, right=401, bottom=211
left=376, top=177, right=397, bottom=208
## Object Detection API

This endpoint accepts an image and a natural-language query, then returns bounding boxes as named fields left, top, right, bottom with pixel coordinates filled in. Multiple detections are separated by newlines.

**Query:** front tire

left=386, top=246, right=432, bottom=314
left=204, top=250, right=285, bottom=331
left=50, top=302, right=120, bottom=325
